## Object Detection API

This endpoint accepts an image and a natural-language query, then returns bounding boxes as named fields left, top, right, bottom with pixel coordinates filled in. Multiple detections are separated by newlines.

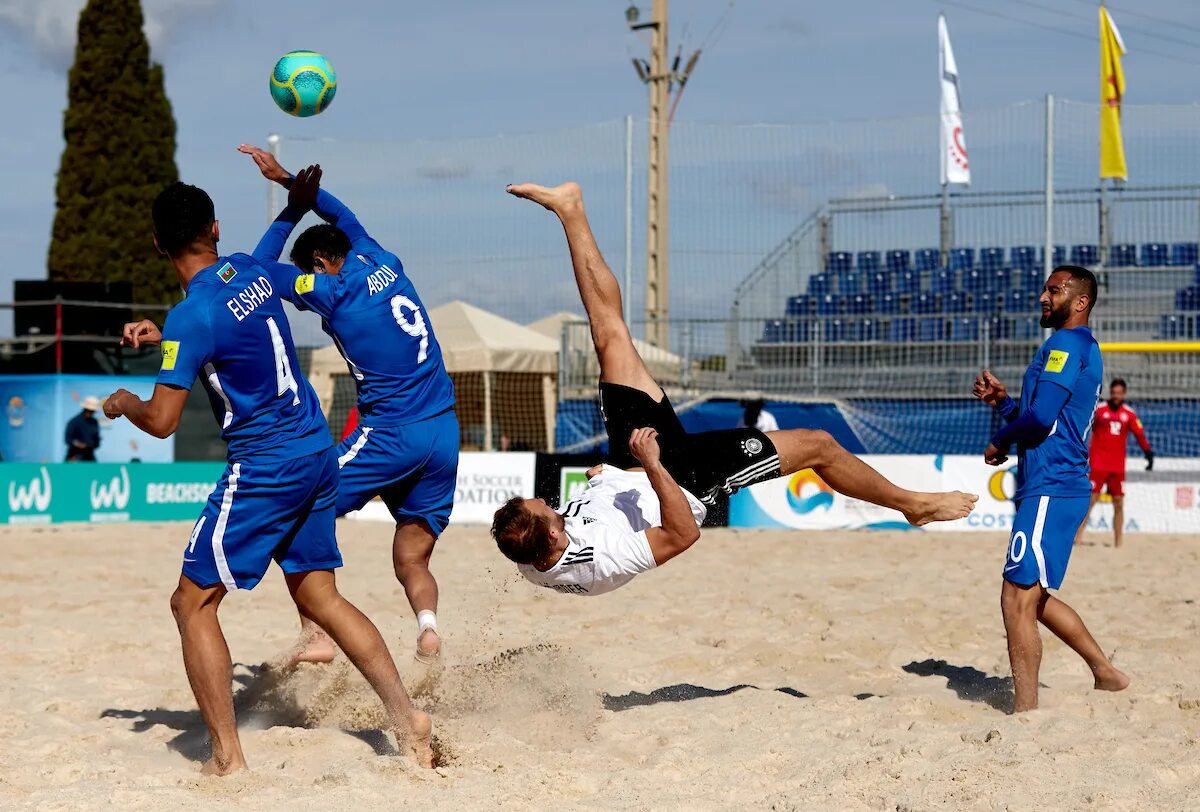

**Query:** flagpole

left=940, top=182, right=951, bottom=267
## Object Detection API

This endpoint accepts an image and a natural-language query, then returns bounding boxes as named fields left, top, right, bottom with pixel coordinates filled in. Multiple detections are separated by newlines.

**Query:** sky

left=2, top=0, right=1200, bottom=338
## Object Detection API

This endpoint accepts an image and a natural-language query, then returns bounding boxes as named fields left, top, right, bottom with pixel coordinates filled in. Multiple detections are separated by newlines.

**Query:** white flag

left=939, top=13, right=970, bottom=185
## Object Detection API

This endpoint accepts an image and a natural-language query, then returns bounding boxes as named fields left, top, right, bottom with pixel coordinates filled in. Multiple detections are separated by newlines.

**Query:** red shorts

left=1089, top=470, right=1125, bottom=497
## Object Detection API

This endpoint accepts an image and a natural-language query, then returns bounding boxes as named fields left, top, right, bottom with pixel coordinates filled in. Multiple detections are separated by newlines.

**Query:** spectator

left=739, top=398, right=779, bottom=433
left=65, top=396, right=102, bottom=462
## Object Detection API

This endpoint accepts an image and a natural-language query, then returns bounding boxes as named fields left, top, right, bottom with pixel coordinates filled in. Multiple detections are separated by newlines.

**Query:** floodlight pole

left=267, top=133, right=281, bottom=222
left=636, top=0, right=671, bottom=350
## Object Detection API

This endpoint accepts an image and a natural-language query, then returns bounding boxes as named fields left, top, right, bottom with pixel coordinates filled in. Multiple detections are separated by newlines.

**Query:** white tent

left=527, top=311, right=686, bottom=386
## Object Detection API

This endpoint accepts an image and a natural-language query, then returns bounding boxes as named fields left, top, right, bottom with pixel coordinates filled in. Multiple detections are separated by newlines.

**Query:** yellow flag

left=1099, top=7, right=1127, bottom=180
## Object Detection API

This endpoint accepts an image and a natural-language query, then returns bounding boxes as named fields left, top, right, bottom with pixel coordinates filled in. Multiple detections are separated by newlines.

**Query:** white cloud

left=0, top=0, right=226, bottom=69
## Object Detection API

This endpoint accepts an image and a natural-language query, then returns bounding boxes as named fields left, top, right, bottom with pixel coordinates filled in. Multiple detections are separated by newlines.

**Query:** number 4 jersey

left=156, top=255, right=332, bottom=462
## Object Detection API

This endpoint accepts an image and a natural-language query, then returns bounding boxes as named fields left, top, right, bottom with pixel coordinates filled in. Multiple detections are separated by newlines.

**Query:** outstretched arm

left=103, top=384, right=190, bottom=439
left=312, top=188, right=373, bottom=247
left=252, top=207, right=304, bottom=263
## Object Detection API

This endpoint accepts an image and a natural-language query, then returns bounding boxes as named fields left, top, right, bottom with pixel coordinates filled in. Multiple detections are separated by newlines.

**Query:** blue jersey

left=254, top=190, right=455, bottom=428
left=156, top=254, right=332, bottom=463
left=1013, top=327, right=1103, bottom=499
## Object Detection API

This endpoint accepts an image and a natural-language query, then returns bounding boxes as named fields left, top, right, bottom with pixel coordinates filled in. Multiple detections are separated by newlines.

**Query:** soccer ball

left=270, top=51, right=337, bottom=117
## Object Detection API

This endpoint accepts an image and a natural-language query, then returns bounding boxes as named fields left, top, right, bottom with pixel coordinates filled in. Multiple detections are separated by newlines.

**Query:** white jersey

left=518, top=465, right=707, bottom=596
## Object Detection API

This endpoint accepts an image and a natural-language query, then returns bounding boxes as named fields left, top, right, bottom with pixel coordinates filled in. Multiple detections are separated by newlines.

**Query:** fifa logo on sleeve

left=1045, top=350, right=1069, bottom=373
left=161, top=341, right=180, bottom=371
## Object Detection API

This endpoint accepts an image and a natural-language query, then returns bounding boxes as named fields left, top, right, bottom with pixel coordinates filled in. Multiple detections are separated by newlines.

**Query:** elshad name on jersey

left=225, top=275, right=276, bottom=322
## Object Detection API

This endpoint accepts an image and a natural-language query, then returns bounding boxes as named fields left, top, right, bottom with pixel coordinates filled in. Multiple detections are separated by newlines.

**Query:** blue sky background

left=2, top=0, right=1200, bottom=338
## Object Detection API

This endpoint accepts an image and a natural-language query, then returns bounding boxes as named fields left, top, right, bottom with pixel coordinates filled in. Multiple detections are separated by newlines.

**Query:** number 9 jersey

left=156, top=255, right=332, bottom=463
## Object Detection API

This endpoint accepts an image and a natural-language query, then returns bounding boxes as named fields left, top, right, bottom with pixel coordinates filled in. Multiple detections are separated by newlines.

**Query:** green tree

left=48, top=0, right=179, bottom=307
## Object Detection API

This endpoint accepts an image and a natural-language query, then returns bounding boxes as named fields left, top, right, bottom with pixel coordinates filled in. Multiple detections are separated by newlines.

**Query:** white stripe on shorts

left=722, top=455, right=781, bottom=492
left=1030, top=495, right=1051, bottom=588
left=338, top=426, right=372, bottom=468
left=211, top=463, right=240, bottom=590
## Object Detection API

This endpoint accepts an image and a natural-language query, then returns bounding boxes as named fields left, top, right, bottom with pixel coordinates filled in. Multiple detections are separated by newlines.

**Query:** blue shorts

left=335, top=409, right=459, bottom=536
left=182, top=448, right=343, bottom=591
left=1003, top=495, right=1090, bottom=590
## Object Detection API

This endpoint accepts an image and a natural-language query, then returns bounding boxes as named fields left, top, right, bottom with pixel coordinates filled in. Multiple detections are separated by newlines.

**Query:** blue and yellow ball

left=270, top=51, right=337, bottom=117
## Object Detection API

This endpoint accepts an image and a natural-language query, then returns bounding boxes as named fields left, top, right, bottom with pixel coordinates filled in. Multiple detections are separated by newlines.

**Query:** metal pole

left=483, top=371, right=493, bottom=452
left=1098, top=178, right=1109, bottom=268
left=940, top=182, right=952, bottom=266
left=54, top=296, right=63, bottom=374
left=623, top=114, right=634, bottom=331
left=267, top=133, right=281, bottom=221
left=645, top=0, right=670, bottom=350
left=1043, top=93, right=1055, bottom=341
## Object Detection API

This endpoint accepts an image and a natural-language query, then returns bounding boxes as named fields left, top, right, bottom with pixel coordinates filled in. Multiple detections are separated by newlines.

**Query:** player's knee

left=797, top=429, right=838, bottom=467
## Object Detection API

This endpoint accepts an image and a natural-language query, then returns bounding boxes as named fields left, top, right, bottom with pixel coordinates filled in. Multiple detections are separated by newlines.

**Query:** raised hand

left=121, top=319, right=161, bottom=349
left=238, top=143, right=291, bottom=185
left=288, top=165, right=322, bottom=213
left=973, top=369, right=1008, bottom=407
left=628, top=427, right=662, bottom=468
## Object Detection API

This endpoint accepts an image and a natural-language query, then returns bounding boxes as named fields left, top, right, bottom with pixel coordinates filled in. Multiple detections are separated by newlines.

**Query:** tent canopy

left=428, top=301, right=558, bottom=374
left=526, top=311, right=685, bottom=384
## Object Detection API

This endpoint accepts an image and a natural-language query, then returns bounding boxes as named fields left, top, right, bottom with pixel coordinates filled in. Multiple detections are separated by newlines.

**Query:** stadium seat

left=980, top=247, right=1005, bottom=271
left=912, top=292, right=940, bottom=314
left=944, top=292, right=967, bottom=314
left=1005, top=289, right=1035, bottom=313
left=917, top=317, right=945, bottom=342
left=987, top=316, right=1013, bottom=340
left=846, top=294, right=872, bottom=315
left=894, top=269, right=920, bottom=295
left=817, top=293, right=842, bottom=316
left=973, top=292, right=998, bottom=314
left=960, top=268, right=987, bottom=293
left=808, top=273, right=832, bottom=296
left=875, top=292, right=900, bottom=315
left=951, top=318, right=979, bottom=341
left=914, top=248, right=941, bottom=272
left=785, top=295, right=811, bottom=317
left=1110, top=243, right=1137, bottom=267
left=847, top=318, right=880, bottom=342
left=1010, top=245, right=1037, bottom=271
left=1171, top=242, right=1198, bottom=267
left=889, top=317, right=916, bottom=343
left=856, top=251, right=881, bottom=274
left=826, top=251, right=852, bottom=274
left=1159, top=314, right=1198, bottom=339
left=866, top=271, right=891, bottom=297
left=1017, top=266, right=1044, bottom=291
left=762, top=320, right=786, bottom=343
left=1160, top=314, right=1179, bottom=340
left=992, top=267, right=1012, bottom=290
left=1070, top=244, right=1098, bottom=266
left=791, top=319, right=812, bottom=343
left=1141, top=242, right=1168, bottom=267
left=1013, top=317, right=1041, bottom=339
left=1042, top=245, right=1066, bottom=267
left=931, top=269, right=956, bottom=294
left=823, top=318, right=847, bottom=342
left=1195, top=264, right=1200, bottom=286
left=885, top=249, right=910, bottom=273
left=948, top=247, right=975, bottom=272
left=1176, top=286, right=1200, bottom=311
left=838, top=272, right=862, bottom=295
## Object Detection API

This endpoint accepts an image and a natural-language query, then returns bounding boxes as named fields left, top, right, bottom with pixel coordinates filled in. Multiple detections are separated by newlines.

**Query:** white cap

left=82, top=396, right=101, bottom=411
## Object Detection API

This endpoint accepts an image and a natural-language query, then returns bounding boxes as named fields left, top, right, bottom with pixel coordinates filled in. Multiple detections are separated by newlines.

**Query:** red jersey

left=1088, top=402, right=1151, bottom=474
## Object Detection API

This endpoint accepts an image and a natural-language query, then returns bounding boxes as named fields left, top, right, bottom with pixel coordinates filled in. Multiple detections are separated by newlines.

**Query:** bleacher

left=758, top=242, right=1200, bottom=348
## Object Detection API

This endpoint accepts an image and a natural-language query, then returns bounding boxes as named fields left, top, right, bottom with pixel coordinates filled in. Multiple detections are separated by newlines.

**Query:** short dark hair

left=290, top=224, right=351, bottom=271
left=491, top=496, right=555, bottom=565
left=152, top=182, right=215, bottom=256
left=1055, top=265, right=1099, bottom=312
left=1111, top=378, right=1127, bottom=390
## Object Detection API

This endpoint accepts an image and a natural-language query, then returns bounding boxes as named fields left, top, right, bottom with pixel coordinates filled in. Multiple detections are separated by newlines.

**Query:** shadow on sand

left=601, top=684, right=884, bottom=711
left=902, top=658, right=1016, bottom=713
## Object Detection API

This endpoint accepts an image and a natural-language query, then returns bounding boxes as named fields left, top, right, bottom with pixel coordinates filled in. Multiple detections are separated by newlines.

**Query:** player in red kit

left=1076, top=378, right=1153, bottom=548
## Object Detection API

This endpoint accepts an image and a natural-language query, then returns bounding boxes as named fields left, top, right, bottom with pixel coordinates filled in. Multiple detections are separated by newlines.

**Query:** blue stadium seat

left=914, top=248, right=941, bottom=272
left=1141, top=242, right=1168, bottom=267
left=808, top=273, right=831, bottom=296
left=980, top=247, right=1005, bottom=272
left=894, top=269, right=920, bottom=295
left=991, top=267, right=1012, bottom=290
left=951, top=318, right=979, bottom=341
left=917, top=317, right=945, bottom=342
left=791, top=319, right=812, bottom=343
left=856, top=251, right=881, bottom=274
left=960, top=268, right=987, bottom=293
left=931, top=269, right=956, bottom=294
left=847, top=318, right=880, bottom=342
left=889, top=317, right=916, bottom=343
left=944, top=292, right=967, bottom=314
left=1017, top=266, right=1044, bottom=291
left=1042, top=245, right=1066, bottom=267
left=1110, top=243, right=1137, bottom=267
left=838, top=272, right=862, bottom=295
left=1176, top=287, right=1200, bottom=311
left=1013, top=317, right=1042, bottom=339
left=1195, top=264, right=1200, bottom=286
left=912, top=292, right=940, bottom=314
left=973, top=292, right=998, bottom=314
left=1171, top=242, right=1198, bottom=267
left=1070, top=244, right=1098, bottom=266
left=987, top=316, right=1012, bottom=340
left=876, top=292, right=900, bottom=315
left=885, top=250, right=910, bottom=274
left=1010, top=245, right=1037, bottom=271
left=785, top=295, right=811, bottom=317
left=846, top=294, right=872, bottom=315
left=949, top=248, right=975, bottom=272
left=823, top=318, right=847, bottom=342
left=1160, top=314, right=1198, bottom=339
left=866, top=271, right=891, bottom=297
left=826, top=252, right=852, bottom=274
left=1005, top=290, right=1035, bottom=313
left=817, top=293, right=841, bottom=316
left=762, top=320, right=786, bottom=343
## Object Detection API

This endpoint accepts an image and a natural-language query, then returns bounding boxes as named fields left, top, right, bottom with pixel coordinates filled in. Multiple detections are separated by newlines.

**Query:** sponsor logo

left=8, top=467, right=52, bottom=521
left=146, top=482, right=214, bottom=504
left=454, top=472, right=527, bottom=506
left=559, top=467, right=590, bottom=507
left=1177, top=487, right=1196, bottom=510
left=160, top=341, right=179, bottom=371
left=742, top=437, right=764, bottom=456
left=1045, top=349, right=1069, bottom=373
left=295, top=274, right=316, bottom=295
left=217, top=262, right=238, bottom=283
left=784, top=469, right=834, bottom=515
left=90, top=467, right=130, bottom=511
left=988, top=465, right=1018, bottom=502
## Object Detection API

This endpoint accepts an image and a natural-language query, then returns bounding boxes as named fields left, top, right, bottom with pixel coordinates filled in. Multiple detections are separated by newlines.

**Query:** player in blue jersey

left=238, top=145, right=458, bottom=664
left=103, top=178, right=432, bottom=773
left=973, top=265, right=1129, bottom=712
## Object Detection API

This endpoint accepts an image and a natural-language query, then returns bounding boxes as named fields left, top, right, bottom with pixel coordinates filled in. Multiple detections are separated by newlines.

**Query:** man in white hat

left=65, top=396, right=102, bottom=461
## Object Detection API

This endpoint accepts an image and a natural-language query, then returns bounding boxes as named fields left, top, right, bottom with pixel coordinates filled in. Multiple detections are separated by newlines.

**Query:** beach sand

left=1, top=521, right=1198, bottom=810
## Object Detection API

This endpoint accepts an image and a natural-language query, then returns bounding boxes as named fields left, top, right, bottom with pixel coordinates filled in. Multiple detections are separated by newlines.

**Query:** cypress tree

left=48, top=0, right=180, bottom=307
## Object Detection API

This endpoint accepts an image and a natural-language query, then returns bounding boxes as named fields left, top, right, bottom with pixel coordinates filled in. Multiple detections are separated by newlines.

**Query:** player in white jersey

left=493, top=182, right=979, bottom=597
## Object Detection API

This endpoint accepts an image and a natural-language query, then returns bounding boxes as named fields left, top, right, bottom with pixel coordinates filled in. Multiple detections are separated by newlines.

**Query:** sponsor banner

left=0, top=375, right=174, bottom=463
left=731, top=455, right=1200, bottom=534
left=2, top=462, right=223, bottom=524
left=559, top=466, right=590, bottom=506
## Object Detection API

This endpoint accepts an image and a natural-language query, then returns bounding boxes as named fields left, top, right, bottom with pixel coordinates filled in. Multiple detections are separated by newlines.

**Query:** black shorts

left=598, top=382, right=781, bottom=505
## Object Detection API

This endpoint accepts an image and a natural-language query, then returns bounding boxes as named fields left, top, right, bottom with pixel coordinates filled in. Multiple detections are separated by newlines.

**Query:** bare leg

left=288, top=615, right=336, bottom=665
left=392, top=520, right=440, bottom=659
left=508, top=182, right=660, bottom=399
left=285, top=570, right=432, bottom=767
left=1112, top=496, right=1125, bottom=548
left=1075, top=493, right=1100, bottom=546
left=1001, top=580, right=1044, bottom=712
left=765, top=428, right=977, bottom=526
left=170, top=577, right=247, bottom=775
left=1037, top=593, right=1129, bottom=692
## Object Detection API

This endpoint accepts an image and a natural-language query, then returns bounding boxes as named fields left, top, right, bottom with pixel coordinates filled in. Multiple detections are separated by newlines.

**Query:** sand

left=1, top=521, right=1198, bottom=811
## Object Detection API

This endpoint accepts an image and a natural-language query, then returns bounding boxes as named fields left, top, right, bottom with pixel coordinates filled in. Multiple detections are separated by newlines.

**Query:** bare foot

left=506, top=182, right=582, bottom=214
left=396, top=709, right=434, bottom=768
left=904, top=491, right=978, bottom=526
left=414, top=628, right=441, bottom=664
left=290, top=630, right=336, bottom=666
left=200, top=754, right=247, bottom=776
left=1094, top=666, right=1131, bottom=693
